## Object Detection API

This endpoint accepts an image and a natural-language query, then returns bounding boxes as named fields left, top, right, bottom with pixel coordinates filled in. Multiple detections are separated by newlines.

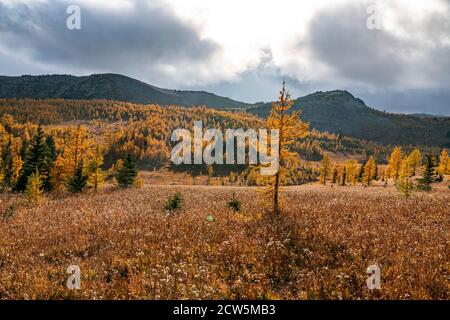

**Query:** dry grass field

left=0, top=182, right=448, bottom=300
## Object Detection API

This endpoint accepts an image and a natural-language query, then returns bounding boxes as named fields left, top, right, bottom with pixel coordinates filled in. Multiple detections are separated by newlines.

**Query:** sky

left=0, top=0, right=449, bottom=115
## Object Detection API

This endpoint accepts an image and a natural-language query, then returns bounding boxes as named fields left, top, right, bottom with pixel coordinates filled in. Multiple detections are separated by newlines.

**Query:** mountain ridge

left=0, top=73, right=251, bottom=109
left=248, top=90, right=450, bottom=147
left=0, top=73, right=449, bottom=147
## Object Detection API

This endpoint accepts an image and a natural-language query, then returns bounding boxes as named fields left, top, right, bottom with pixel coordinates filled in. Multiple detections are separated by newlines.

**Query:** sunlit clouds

left=0, top=0, right=449, bottom=114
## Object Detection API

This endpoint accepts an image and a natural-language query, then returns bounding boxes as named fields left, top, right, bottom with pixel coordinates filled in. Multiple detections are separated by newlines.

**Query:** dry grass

left=0, top=183, right=448, bottom=300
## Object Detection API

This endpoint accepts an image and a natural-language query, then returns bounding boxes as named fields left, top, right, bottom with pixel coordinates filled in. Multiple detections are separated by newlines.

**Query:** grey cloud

left=0, top=0, right=218, bottom=82
left=360, top=88, right=450, bottom=116
left=305, top=2, right=450, bottom=89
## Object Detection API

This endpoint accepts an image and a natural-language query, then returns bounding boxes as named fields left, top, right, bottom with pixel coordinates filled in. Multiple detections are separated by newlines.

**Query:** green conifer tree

left=14, top=125, right=53, bottom=192
left=1, top=137, right=13, bottom=189
left=66, top=161, right=88, bottom=193
left=116, top=154, right=138, bottom=187
left=417, top=151, right=438, bottom=192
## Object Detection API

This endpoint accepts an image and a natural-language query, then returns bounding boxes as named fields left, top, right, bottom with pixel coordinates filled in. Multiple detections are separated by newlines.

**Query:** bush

left=227, top=193, right=241, bottom=212
left=164, top=192, right=183, bottom=212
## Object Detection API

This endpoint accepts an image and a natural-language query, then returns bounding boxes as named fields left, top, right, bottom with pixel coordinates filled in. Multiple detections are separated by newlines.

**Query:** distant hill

left=1, top=74, right=449, bottom=147
left=247, top=90, right=450, bottom=147
left=0, top=74, right=250, bottom=109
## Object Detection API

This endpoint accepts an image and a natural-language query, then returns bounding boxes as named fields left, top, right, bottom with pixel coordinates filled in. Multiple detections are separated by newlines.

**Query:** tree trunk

left=274, top=170, right=280, bottom=215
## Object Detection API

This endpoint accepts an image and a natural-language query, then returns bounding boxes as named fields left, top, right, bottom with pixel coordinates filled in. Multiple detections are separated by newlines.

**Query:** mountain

left=247, top=90, right=450, bottom=147
left=0, top=74, right=250, bottom=109
left=1, top=74, right=449, bottom=147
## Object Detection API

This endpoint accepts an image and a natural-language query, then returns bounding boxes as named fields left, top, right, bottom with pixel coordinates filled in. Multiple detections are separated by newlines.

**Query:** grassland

left=0, top=181, right=448, bottom=300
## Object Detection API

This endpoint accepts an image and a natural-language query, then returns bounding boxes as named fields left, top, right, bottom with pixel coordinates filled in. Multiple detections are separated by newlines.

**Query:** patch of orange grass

left=0, top=185, right=448, bottom=299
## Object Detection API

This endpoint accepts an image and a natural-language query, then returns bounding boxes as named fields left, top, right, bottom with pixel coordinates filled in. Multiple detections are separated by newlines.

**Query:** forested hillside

left=0, top=74, right=250, bottom=109
left=248, top=90, right=450, bottom=147
left=0, top=99, right=391, bottom=169
left=2, top=74, right=449, bottom=148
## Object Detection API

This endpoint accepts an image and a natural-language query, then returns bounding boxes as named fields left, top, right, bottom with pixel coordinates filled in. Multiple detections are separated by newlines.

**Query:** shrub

left=164, top=192, right=183, bottom=212
left=227, top=193, right=241, bottom=212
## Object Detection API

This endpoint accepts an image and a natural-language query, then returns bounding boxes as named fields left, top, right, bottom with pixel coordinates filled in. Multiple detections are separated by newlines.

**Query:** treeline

left=0, top=99, right=393, bottom=165
left=317, top=147, right=449, bottom=195
left=0, top=123, right=140, bottom=203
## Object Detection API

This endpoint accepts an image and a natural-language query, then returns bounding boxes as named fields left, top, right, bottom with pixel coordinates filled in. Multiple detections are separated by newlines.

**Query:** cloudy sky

left=0, top=0, right=449, bottom=114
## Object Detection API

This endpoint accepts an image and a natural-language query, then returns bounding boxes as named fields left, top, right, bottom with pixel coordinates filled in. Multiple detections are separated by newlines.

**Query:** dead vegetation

left=0, top=184, right=448, bottom=300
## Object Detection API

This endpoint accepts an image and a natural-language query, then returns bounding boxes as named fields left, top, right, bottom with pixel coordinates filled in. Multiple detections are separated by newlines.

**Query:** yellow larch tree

left=345, top=159, right=358, bottom=186
left=319, top=155, right=331, bottom=185
left=11, top=155, right=23, bottom=186
left=396, top=158, right=415, bottom=197
left=363, top=156, right=377, bottom=186
left=260, top=81, right=309, bottom=215
left=87, top=145, right=105, bottom=192
left=388, top=146, right=404, bottom=181
left=407, top=148, right=422, bottom=176
left=438, top=149, right=449, bottom=175
left=25, top=169, right=44, bottom=205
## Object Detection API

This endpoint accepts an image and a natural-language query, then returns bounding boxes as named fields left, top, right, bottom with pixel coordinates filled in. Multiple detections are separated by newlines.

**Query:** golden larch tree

left=319, top=155, right=331, bottom=185
left=407, top=148, right=422, bottom=176
left=396, top=158, right=415, bottom=197
left=87, top=146, right=105, bottom=192
left=25, top=169, right=44, bottom=205
left=388, top=146, right=404, bottom=181
left=345, top=159, right=358, bottom=186
left=261, top=81, right=309, bottom=215
left=438, top=149, right=449, bottom=175
left=11, top=155, right=23, bottom=186
left=363, top=156, right=377, bottom=186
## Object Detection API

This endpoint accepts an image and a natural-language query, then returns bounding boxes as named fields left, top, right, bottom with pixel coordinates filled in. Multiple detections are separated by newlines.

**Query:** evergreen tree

left=66, top=161, right=88, bottom=193
left=19, top=140, right=27, bottom=162
left=331, top=163, right=339, bottom=184
left=341, top=165, right=346, bottom=186
left=45, top=135, right=57, bottom=163
left=1, top=137, right=13, bottom=189
left=417, top=152, right=438, bottom=191
left=14, top=125, right=53, bottom=192
left=116, top=154, right=138, bottom=187
left=358, top=160, right=366, bottom=182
